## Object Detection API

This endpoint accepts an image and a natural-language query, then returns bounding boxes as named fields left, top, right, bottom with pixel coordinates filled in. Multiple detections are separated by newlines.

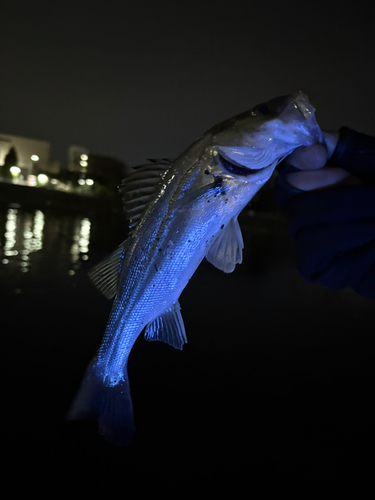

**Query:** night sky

left=2, top=1, right=374, bottom=167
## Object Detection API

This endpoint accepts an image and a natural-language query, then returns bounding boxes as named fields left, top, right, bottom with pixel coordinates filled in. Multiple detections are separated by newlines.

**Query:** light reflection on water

left=2, top=207, right=45, bottom=272
left=0, top=203, right=93, bottom=290
left=69, top=217, right=91, bottom=275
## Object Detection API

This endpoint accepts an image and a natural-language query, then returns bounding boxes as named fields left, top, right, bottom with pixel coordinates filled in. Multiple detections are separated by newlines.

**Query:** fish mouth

left=289, top=90, right=315, bottom=120
left=288, top=91, right=324, bottom=144
left=290, top=99, right=310, bottom=120
left=218, top=153, right=270, bottom=177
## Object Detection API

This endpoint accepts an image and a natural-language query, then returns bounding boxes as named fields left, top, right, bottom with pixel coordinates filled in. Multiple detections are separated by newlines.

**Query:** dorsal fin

left=118, top=159, right=173, bottom=229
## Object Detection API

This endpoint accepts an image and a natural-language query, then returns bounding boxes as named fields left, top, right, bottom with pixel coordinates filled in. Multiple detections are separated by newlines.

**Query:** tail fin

left=67, top=358, right=134, bottom=446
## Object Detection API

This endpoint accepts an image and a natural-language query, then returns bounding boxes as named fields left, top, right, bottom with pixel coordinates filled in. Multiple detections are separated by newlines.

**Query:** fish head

left=208, top=91, right=323, bottom=187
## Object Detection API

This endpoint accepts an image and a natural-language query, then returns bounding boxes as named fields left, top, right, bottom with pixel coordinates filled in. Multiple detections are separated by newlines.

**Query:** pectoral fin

left=206, top=217, right=244, bottom=273
left=144, top=301, right=187, bottom=350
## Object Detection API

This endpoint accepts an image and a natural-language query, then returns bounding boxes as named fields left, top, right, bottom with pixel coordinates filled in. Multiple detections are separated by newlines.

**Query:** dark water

left=2, top=200, right=374, bottom=495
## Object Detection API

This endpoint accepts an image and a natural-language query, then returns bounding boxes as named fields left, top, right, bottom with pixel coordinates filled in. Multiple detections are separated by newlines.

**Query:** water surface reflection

left=2, top=206, right=45, bottom=272
left=69, top=217, right=91, bottom=275
left=1, top=203, right=92, bottom=275
left=1, top=200, right=129, bottom=299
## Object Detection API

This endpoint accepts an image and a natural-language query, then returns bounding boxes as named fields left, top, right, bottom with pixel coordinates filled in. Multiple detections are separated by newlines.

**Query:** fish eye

left=251, top=103, right=271, bottom=116
left=257, top=104, right=270, bottom=114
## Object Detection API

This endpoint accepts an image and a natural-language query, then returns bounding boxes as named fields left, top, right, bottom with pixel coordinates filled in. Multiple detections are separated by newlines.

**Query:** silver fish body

left=68, top=91, right=323, bottom=445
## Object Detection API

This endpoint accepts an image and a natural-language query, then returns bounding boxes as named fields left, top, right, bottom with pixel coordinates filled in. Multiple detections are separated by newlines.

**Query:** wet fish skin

left=68, top=91, right=323, bottom=445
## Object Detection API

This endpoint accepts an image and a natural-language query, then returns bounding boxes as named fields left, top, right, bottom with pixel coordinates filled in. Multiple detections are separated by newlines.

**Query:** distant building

left=0, top=134, right=127, bottom=193
left=84, top=154, right=127, bottom=186
left=67, top=145, right=90, bottom=173
left=0, top=133, right=55, bottom=177
left=66, top=144, right=127, bottom=187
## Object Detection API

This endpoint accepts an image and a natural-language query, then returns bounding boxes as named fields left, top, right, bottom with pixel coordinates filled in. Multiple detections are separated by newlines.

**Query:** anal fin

left=144, top=301, right=187, bottom=350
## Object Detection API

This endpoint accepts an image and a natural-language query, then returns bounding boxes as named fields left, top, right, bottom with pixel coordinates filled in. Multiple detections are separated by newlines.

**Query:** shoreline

left=0, top=180, right=122, bottom=214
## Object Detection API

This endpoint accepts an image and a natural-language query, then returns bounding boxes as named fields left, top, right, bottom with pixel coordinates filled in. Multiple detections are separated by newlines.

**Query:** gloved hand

left=276, top=127, right=375, bottom=299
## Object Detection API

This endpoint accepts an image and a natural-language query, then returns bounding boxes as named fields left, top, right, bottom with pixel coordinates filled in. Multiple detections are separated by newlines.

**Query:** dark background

left=2, top=0, right=375, bottom=496
left=2, top=206, right=374, bottom=496
left=2, top=0, right=375, bottom=166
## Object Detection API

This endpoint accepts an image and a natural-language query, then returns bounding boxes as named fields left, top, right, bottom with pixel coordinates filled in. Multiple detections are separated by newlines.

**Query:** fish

left=68, top=91, right=323, bottom=445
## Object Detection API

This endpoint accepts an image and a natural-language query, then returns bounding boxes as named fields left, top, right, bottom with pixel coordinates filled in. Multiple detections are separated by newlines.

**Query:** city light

left=80, top=154, right=88, bottom=161
left=86, top=178, right=94, bottom=186
left=10, top=166, right=21, bottom=176
left=78, top=179, right=85, bottom=185
left=80, top=160, right=88, bottom=167
left=37, top=174, right=49, bottom=185
left=27, top=175, right=37, bottom=186
left=31, top=155, right=39, bottom=161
